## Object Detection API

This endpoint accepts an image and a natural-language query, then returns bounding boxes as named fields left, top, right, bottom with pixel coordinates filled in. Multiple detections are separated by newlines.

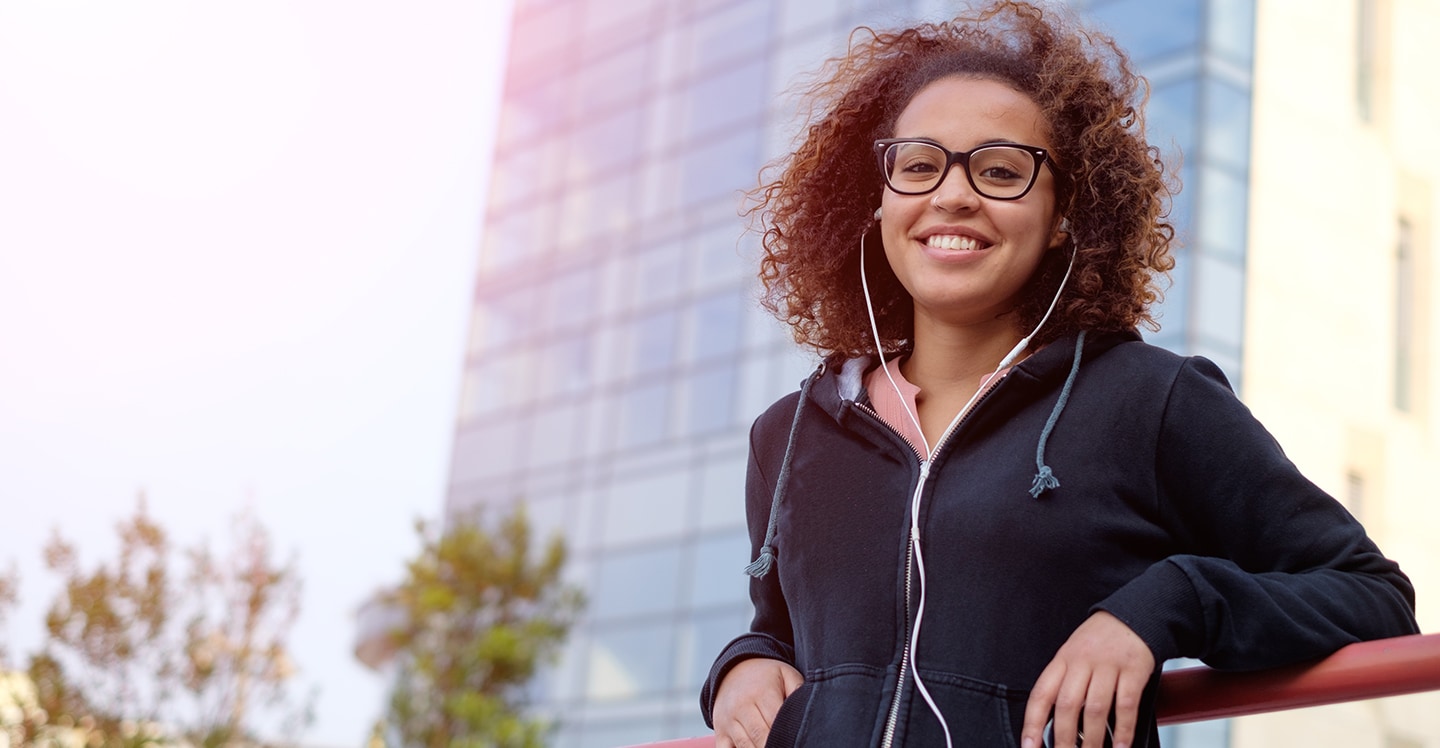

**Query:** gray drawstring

left=1030, top=330, right=1086, bottom=498
left=744, top=364, right=822, bottom=578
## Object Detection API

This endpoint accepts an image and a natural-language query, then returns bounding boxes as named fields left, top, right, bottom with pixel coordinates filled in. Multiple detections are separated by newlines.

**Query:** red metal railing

left=626, top=632, right=1440, bottom=747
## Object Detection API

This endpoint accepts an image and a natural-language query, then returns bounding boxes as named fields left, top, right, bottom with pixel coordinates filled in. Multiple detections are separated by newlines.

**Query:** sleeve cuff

left=699, top=633, right=796, bottom=727
left=1092, top=558, right=1204, bottom=665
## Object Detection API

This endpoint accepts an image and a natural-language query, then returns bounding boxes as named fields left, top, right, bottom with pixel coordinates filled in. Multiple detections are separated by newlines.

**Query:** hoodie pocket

left=902, top=670, right=1028, bottom=748
left=763, top=681, right=814, bottom=748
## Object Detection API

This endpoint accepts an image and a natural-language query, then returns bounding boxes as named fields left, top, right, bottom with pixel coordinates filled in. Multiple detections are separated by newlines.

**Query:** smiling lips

left=926, top=234, right=985, bottom=251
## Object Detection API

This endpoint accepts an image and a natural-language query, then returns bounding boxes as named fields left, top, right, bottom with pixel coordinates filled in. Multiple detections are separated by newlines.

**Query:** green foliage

left=378, top=506, right=584, bottom=748
left=12, top=495, right=311, bottom=747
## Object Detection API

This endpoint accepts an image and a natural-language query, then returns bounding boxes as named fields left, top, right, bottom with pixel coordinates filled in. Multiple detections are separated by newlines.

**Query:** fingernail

left=1022, top=739, right=1035, bottom=748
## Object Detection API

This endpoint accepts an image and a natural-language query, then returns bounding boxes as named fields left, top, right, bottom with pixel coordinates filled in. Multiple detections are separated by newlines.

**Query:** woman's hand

left=712, top=657, right=804, bottom=748
left=1021, top=611, right=1155, bottom=748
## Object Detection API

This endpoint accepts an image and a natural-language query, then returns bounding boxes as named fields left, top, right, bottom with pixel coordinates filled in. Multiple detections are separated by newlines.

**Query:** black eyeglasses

left=874, top=138, right=1052, bottom=200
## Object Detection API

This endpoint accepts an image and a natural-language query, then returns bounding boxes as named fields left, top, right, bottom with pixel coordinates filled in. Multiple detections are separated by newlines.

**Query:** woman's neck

left=902, top=314, right=1026, bottom=395
left=899, top=312, right=1026, bottom=448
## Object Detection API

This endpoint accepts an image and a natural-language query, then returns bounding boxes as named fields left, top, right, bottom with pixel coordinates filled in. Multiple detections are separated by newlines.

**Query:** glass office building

left=447, top=1, right=1252, bottom=745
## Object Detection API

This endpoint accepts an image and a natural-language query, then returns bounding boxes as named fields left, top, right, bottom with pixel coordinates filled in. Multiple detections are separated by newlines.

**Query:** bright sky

left=0, top=1, right=511, bottom=744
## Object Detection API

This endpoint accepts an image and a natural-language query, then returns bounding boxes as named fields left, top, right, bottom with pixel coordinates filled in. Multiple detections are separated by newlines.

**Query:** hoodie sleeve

left=699, top=400, right=800, bottom=728
left=1094, top=356, right=1417, bottom=670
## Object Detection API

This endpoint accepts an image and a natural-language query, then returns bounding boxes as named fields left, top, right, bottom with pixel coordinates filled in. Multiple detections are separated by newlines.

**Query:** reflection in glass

left=1206, top=0, right=1255, bottom=64
left=587, top=621, right=676, bottom=701
left=1202, top=79, right=1251, bottom=171
left=602, top=469, right=689, bottom=548
left=690, top=531, right=751, bottom=608
left=681, top=129, right=763, bottom=206
left=686, top=364, right=739, bottom=436
left=566, top=106, right=645, bottom=185
left=689, top=290, right=744, bottom=361
left=593, top=545, right=681, bottom=619
left=1086, top=0, right=1200, bottom=62
left=631, top=309, right=680, bottom=374
left=619, top=381, right=670, bottom=447
left=682, top=59, right=769, bottom=142
left=1197, top=166, right=1247, bottom=261
left=682, top=609, right=752, bottom=691
left=1145, top=80, right=1196, bottom=165
left=544, top=269, right=599, bottom=334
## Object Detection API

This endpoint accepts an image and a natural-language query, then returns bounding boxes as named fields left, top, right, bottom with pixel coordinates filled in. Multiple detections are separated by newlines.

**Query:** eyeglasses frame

left=873, top=137, right=1053, bottom=201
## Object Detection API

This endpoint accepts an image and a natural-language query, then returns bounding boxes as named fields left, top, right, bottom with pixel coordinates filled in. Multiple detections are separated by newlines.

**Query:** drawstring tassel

left=1029, top=465, right=1059, bottom=497
left=1030, top=331, right=1086, bottom=499
left=745, top=364, right=821, bottom=579
left=744, top=547, right=775, bottom=578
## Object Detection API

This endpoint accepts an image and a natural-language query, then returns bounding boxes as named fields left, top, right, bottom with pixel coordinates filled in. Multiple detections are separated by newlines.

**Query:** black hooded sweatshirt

left=700, top=330, right=1417, bottom=747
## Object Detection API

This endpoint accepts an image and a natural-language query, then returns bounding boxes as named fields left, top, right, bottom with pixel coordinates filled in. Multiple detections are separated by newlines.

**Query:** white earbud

left=874, top=206, right=882, bottom=221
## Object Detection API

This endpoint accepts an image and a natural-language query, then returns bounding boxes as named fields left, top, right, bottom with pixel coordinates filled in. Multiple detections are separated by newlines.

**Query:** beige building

left=1235, top=0, right=1440, bottom=745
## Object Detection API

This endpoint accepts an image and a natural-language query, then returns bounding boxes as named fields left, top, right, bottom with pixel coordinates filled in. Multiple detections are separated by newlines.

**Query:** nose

left=929, top=163, right=981, bottom=212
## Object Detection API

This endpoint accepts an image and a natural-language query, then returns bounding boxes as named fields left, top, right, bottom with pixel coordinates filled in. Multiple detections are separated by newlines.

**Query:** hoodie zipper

left=858, top=379, right=1006, bottom=748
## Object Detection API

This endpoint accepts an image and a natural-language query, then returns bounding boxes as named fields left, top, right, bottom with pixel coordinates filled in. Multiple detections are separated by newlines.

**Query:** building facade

left=443, top=1, right=1437, bottom=746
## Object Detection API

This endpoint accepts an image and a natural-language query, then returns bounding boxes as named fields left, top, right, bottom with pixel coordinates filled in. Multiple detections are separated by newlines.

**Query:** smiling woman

left=699, top=3, right=1418, bottom=748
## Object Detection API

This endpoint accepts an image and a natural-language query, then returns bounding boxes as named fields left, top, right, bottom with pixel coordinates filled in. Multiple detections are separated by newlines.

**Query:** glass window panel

left=543, top=268, right=599, bottom=334
left=681, top=608, right=751, bottom=691
left=630, top=307, right=680, bottom=374
left=692, top=222, right=746, bottom=289
left=689, top=0, right=773, bottom=75
left=1197, top=165, right=1248, bottom=261
left=1171, top=162, right=1198, bottom=249
left=579, top=1, right=660, bottom=62
left=638, top=152, right=684, bottom=221
left=628, top=244, right=686, bottom=309
left=1193, top=253, right=1245, bottom=353
left=686, top=364, right=739, bottom=436
left=497, top=73, right=572, bottom=147
left=1145, top=79, right=1196, bottom=168
left=483, top=203, right=555, bottom=271
left=696, top=451, right=746, bottom=532
left=592, top=545, right=681, bottom=619
left=523, top=493, right=572, bottom=553
left=526, top=401, right=582, bottom=468
left=689, top=531, right=752, bottom=608
left=687, top=290, right=745, bottom=363
left=450, top=417, right=522, bottom=484
left=1202, top=79, right=1251, bottom=171
left=476, top=288, right=537, bottom=350
left=1087, top=0, right=1201, bottom=62
left=575, top=44, right=651, bottom=117
left=681, top=129, right=762, bottom=206
left=601, top=469, right=689, bottom=547
left=565, top=106, right=645, bottom=185
left=619, top=380, right=671, bottom=448
left=510, top=1, right=578, bottom=73
left=777, top=0, right=843, bottom=39
left=681, top=59, right=769, bottom=143
left=1207, top=0, right=1255, bottom=64
left=538, top=335, right=594, bottom=398
left=556, top=171, right=634, bottom=250
left=586, top=621, right=676, bottom=701
left=490, top=138, right=566, bottom=210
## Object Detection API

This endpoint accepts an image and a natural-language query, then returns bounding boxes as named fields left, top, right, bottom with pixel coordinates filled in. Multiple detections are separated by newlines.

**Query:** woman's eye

left=901, top=159, right=939, bottom=174
left=978, top=165, right=1022, bottom=181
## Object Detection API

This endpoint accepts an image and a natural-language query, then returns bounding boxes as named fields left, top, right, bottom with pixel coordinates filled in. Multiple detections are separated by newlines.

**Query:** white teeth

left=926, top=234, right=980, bottom=251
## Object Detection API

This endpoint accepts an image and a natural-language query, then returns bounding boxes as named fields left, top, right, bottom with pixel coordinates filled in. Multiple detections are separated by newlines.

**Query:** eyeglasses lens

left=883, top=143, right=1037, bottom=199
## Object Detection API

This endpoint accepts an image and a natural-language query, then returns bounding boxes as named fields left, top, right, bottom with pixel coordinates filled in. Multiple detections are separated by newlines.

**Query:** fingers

left=712, top=658, right=804, bottom=748
left=1020, top=612, right=1156, bottom=748
left=1020, top=659, right=1063, bottom=748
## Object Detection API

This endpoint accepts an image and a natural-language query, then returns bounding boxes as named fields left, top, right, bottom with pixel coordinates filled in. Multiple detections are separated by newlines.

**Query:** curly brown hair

left=749, top=0, right=1177, bottom=356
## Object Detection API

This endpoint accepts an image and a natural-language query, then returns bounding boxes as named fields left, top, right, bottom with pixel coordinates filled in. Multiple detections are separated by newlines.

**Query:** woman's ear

left=1050, top=217, right=1071, bottom=248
